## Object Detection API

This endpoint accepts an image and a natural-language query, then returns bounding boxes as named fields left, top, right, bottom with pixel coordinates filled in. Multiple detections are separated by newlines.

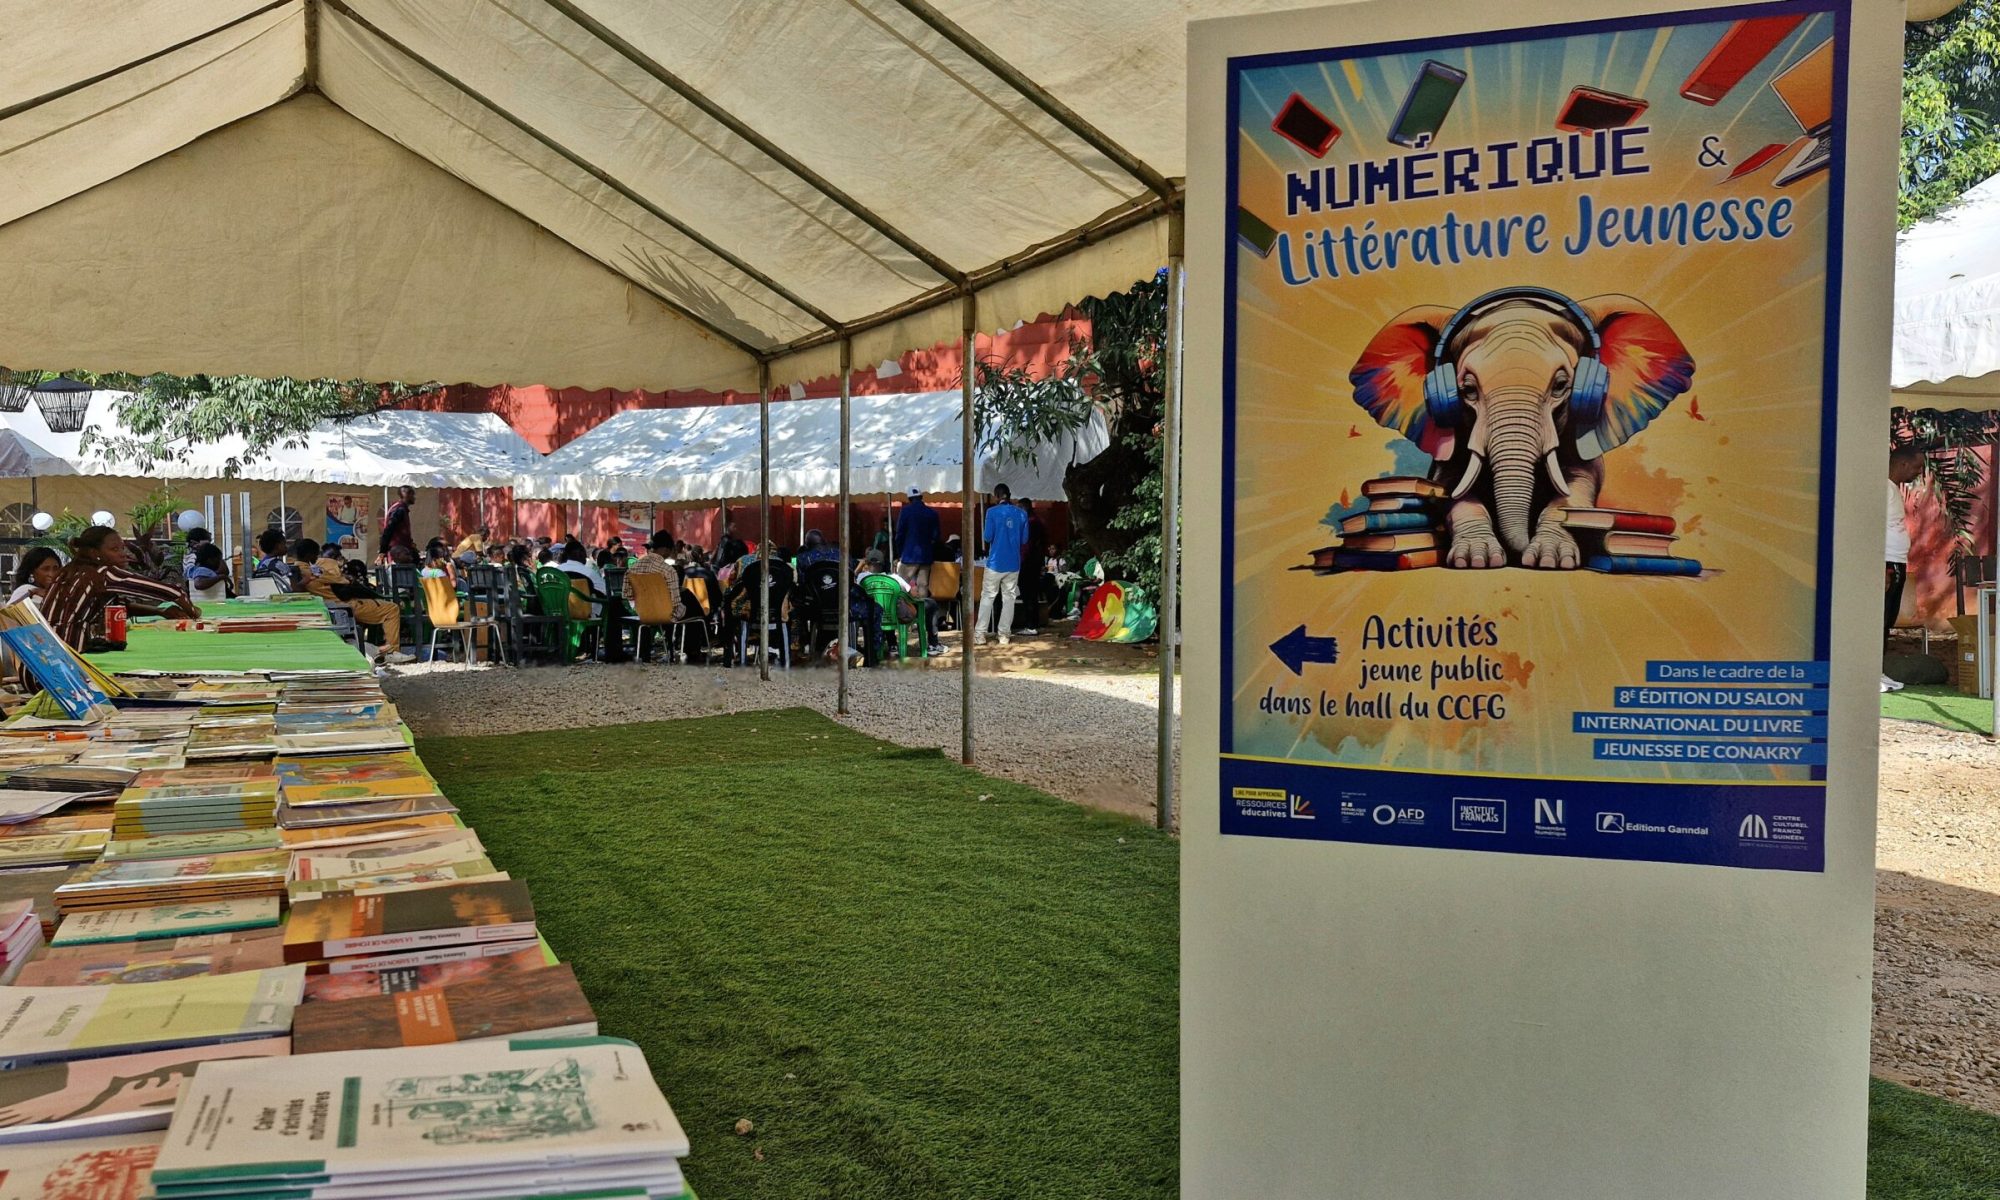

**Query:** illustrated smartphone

left=1388, top=61, right=1466, bottom=148
left=1679, top=14, right=1805, bottom=105
left=1271, top=93, right=1341, bottom=158
left=1554, top=86, right=1649, bottom=131
left=1236, top=207, right=1278, bottom=258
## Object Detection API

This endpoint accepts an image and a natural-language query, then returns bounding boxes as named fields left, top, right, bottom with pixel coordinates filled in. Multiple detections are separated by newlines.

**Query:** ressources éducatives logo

left=1290, top=794, right=1316, bottom=819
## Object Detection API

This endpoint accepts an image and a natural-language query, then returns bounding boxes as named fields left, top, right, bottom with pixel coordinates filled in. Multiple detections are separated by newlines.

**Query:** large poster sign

left=1222, top=5, right=1845, bottom=870
left=325, top=495, right=370, bottom=551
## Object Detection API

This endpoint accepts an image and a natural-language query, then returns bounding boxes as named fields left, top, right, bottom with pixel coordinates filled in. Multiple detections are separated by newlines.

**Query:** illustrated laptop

left=1769, top=38, right=1834, bottom=187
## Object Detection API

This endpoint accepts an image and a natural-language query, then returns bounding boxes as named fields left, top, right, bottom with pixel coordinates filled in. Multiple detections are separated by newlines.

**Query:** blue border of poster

left=1218, top=0, right=1846, bottom=872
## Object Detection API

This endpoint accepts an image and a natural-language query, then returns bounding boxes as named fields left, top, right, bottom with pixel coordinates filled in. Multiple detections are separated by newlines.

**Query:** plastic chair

left=860, top=573, right=926, bottom=661
left=677, top=573, right=717, bottom=662
left=325, top=604, right=370, bottom=655
left=624, top=572, right=679, bottom=663
left=796, top=561, right=844, bottom=658
left=190, top=581, right=229, bottom=603
left=929, top=560, right=961, bottom=631
left=245, top=577, right=283, bottom=598
left=532, top=567, right=583, bottom=663
left=422, top=576, right=506, bottom=667
left=731, top=571, right=792, bottom=669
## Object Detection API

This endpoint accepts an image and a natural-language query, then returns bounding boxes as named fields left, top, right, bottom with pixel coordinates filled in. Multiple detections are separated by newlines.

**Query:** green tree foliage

left=1903, top=3, right=2000, bottom=227
left=976, top=272, right=1171, bottom=595
left=79, top=374, right=435, bottom=474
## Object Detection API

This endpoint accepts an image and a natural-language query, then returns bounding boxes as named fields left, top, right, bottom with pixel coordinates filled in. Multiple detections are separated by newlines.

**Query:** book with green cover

left=148, top=1038, right=688, bottom=1185
left=50, top=897, right=283, bottom=945
left=0, top=964, right=303, bottom=1066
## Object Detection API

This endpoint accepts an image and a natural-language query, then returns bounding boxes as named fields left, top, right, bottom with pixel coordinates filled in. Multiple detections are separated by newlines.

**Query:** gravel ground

left=386, top=640, right=1178, bottom=824
left=385, top=657, right=1997, bottom=1115
left=1873, top=718, right=2000, bottom=1114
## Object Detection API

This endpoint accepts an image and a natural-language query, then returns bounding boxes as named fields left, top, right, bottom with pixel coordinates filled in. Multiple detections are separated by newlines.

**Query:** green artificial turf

left=1868, top=1077, right=2000, bottom=1198
left=419, top=709, right=2000, bottom=1200
left=420, top=709, right=1179, bottom=1200
left=1882, top=684, right=1994, bottom=737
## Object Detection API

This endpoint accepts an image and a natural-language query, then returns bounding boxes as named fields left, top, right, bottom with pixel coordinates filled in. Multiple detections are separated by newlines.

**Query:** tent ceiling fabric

left=1893, top=172, right=2000, bottom=411
left=0, top=0, right=1292, bottom=390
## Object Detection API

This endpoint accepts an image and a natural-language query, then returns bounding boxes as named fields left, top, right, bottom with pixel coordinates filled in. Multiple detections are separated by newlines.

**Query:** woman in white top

left=6, top=547, right=62, bottom=607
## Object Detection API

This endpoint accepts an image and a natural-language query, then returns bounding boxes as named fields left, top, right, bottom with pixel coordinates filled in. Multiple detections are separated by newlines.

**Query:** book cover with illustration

left=0, top=965, right=303, bottom=1066
left=148, top=1038, right=687, bottom=1185
left=1223, top=8, right=1843, bottom=871
left=50, top=897, right=283, bottom=946
left=283, top=880, right=536, bottom=962
left=301, top=945, right=551, bottom=1002
left=291, top=962, right=596, bottom=1054
left=0, top=1040, right=288, bottom=1144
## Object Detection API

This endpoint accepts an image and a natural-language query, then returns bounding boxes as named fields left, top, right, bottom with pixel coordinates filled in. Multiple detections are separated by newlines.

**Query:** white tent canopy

left=0, top=392, right=542, bottom=489
left=515, top=392, right=1108, bottom=503
left=1894, top=172, right=2000, bottom=410
left=0, top=0, right=1288, bottom=392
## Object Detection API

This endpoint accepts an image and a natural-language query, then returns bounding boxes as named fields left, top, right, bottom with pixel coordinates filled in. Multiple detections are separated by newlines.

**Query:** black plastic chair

left=797, top=561, right=844, bottom=658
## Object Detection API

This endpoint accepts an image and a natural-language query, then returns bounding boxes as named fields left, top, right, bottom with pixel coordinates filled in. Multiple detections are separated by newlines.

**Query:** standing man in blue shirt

left=976, top=483, right=1029, bottom=646
left=895, top=486, right=941, bottom=599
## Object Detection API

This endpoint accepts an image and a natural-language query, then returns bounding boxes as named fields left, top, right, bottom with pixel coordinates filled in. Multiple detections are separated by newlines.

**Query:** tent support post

left=278, top=481, right=286, bottom=537
left=758, top=363, right=773, bottom=683
left=1157, top=212, right=1185, bottom=832
left=838, top=339, right=853, bottom=716
left=961, top=293, right=977, bottom=765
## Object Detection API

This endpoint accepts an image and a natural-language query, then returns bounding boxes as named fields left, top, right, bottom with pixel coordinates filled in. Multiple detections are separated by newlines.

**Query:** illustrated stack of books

left=0, top=828, right=110, bottom=869
left=183, top=717, right=279, bottom=761
left=147, top=1039, right=688, bottom=1199
left=276, top=750, right=457, bottom=829
left=286, top=827, right=501, bottom=901
left=1561, top=507, right=1705, bottom=576
left=53, top=848, right=291, bottom=916
left=111, top=775, right=280, bottom=840
left=17, top=927, right=286, bottom=985
left=0, top=964, right=303, bottom=1066
left=0, top=1039, right=289, bottom=1144
left=0, top=897, right=44, bottom=983
left=0, top=863, right=77, bottom=937
left=1310, top=477, right=1445, bottom=572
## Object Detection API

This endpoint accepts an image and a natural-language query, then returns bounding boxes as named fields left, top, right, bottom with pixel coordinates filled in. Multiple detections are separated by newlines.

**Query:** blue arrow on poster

left=1269, top=625, right=1338, bottom=675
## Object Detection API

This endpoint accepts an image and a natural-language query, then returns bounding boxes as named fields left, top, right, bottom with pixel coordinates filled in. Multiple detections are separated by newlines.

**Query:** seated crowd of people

left=6, top=482, right=1075, bottom=670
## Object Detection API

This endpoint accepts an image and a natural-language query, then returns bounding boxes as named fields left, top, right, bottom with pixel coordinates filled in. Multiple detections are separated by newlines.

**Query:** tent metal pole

left=961, top=293, right=977, bottom=765
left=758, top=364, right=772, bottom=683
left=838, top=339, right=853, bottom=716
left=278, top=481, right=286, bottom=535
left=1156, top=212, right=1185, bottom=832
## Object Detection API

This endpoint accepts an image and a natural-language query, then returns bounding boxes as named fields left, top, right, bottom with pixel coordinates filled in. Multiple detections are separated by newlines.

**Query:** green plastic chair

left=860, top=574, right=926, bottom=661
left=533, top=567, right=583, bottom=663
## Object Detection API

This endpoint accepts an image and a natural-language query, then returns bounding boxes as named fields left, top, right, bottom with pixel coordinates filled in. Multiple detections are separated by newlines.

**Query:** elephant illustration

left=1349, top=287, right=1693, bottom=569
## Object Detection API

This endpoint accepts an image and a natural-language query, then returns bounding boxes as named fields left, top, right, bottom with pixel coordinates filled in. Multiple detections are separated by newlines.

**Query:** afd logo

left=1533, top=797, right=1567, bottom=838
left=1739, top=814, right=1770, bottom=840
left=1289, top=795, right=1316, bottom=820
left=1596, top=812, right=1626, bottom=834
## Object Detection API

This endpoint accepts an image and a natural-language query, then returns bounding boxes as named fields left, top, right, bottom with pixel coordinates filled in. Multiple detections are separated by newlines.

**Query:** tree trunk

left=1062, top=434, right=1149, bottom=561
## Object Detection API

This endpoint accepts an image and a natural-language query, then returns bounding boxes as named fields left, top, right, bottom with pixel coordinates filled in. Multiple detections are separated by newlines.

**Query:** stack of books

left=0, top=964, right=303, bottom=1066
left=53, top=849, right=291, bottom=916
left=0, top=1039, right=289, bottom=1144
left=147, top=1039, right=689, bottom=1199
left=17, top=928, right=285, bottom=985
left=1561, top=507, right=1705, bottom=576
left=103, top=827, right=284, bottom=861
left=0, top=863, right=75, bottom=937
left=183, top=718, right=278, bottom=761
left=1311, top=477, right=1445, bottom=572
left=283, top=879, right=540, bottom=973
left=48, top=895, right=283, bottom=946
left=0, top=829, right=110, bottom=869
left=0, top=897, right=43, bottom=983
left=276, top=751, right=456, bottom=829
left=291, top=962, right=597, bottom=1054
left=287, top=828, right=501, bottom=901
left=111, top=777, right=280, bottom=841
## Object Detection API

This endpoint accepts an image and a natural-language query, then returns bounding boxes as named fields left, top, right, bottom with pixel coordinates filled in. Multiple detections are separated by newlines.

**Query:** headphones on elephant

left=1423, top=286, right=1609, bottom=433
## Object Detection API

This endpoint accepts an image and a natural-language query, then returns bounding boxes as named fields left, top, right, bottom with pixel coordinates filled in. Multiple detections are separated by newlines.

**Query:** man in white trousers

left=975, top=484, right=1029, bottom=647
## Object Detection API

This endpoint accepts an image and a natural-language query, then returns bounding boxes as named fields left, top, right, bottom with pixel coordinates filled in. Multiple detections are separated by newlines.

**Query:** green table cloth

left=86, top=614, right=369, bottom=675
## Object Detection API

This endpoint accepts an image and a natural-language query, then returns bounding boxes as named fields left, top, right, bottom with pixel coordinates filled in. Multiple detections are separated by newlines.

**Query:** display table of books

left=0, top=601, right=696, bottom=1199
left=84, top=602, right=370, bottom=677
